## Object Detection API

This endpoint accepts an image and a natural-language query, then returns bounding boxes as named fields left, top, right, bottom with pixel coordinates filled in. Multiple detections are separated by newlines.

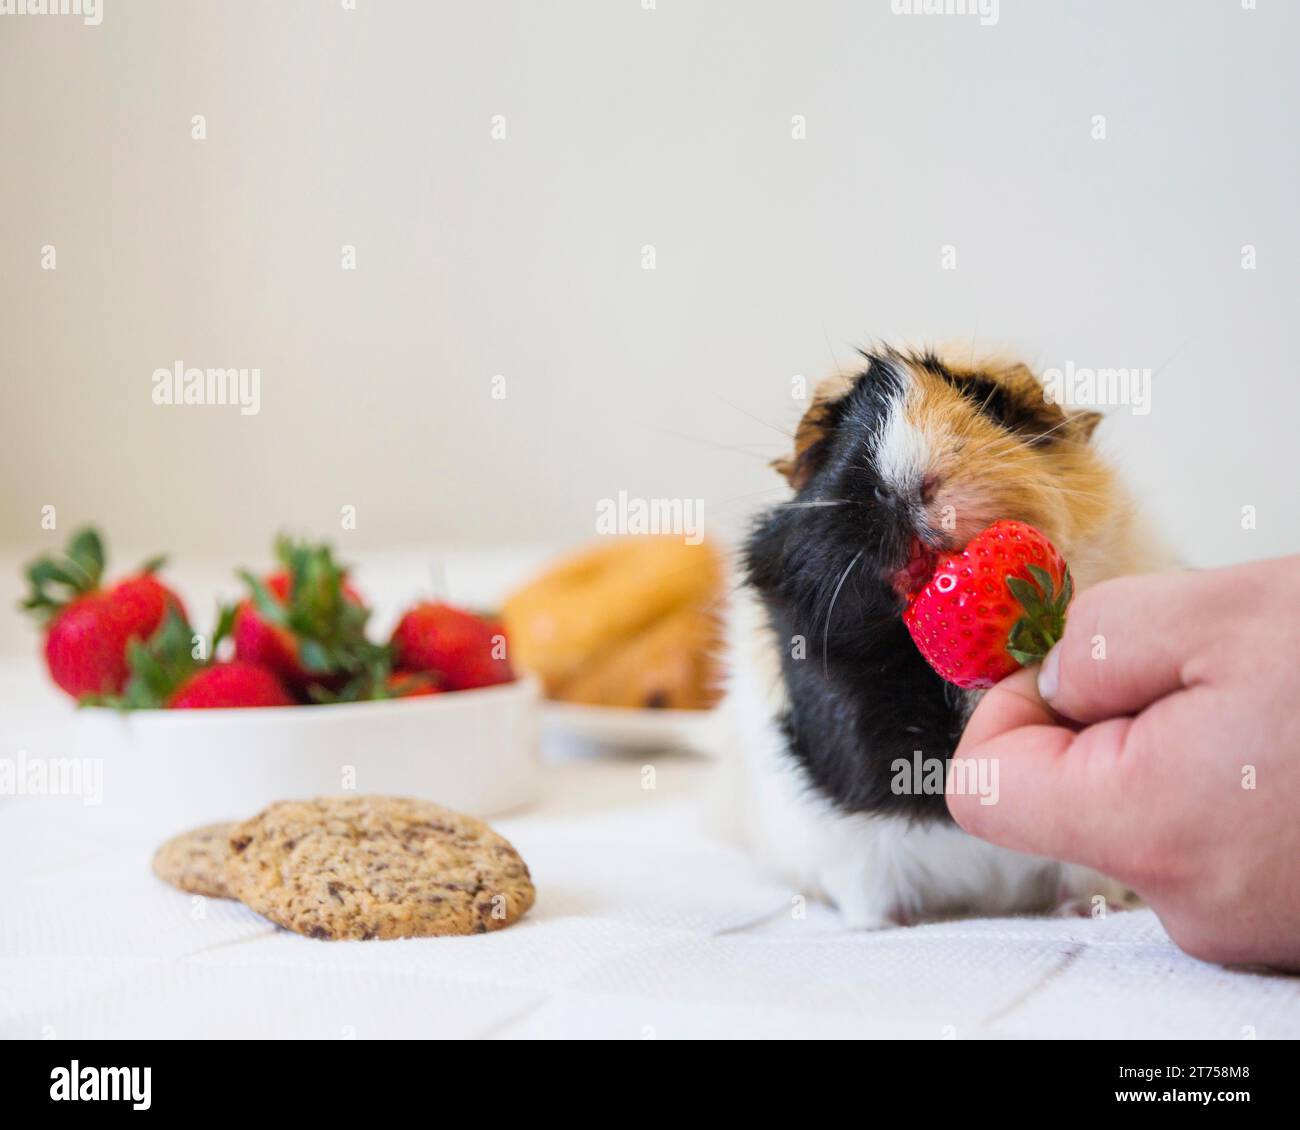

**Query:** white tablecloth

left=2, top=550, right=1298, bottom=1040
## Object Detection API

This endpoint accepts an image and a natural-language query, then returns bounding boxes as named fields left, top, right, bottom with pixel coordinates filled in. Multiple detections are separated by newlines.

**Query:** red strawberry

left=233, top=537, right=376, bottom=696
left=384, top=671, right=442, bottom=699
left=21, top=527, right=186, bottom=699
left=232, top=572, right=310, bottom=688
left=112, top=608, right=293, bottom=709
left=168, top=661, right=295, bottom=709
left=390, top=603, right=513, bottom=691
left=902, top=520, right=1073, bottom=690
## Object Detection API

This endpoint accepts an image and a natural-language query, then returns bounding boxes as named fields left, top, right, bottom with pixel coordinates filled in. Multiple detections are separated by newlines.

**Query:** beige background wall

left=2, top=0, right=1297, bottom=568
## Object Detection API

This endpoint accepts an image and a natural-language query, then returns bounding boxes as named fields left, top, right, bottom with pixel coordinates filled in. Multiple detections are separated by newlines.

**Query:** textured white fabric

left=3, top=594, right=1298, bottom=1039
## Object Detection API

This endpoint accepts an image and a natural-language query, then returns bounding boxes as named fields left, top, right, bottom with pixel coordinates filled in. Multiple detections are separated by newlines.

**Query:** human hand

left=946, top=557, right=1300, bottom=970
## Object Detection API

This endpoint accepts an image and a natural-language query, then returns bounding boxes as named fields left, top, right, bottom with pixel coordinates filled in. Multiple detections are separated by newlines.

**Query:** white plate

left=76, top=675, right=541, bottom=836
left=541, top=701, right=719, bottom=753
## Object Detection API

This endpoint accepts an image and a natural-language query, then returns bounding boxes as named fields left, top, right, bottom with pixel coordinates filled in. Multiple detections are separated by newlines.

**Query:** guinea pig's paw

left=838, top=906, right=908, bottom=931
left=1053, top=867, right=1140, bottom=918
left=837, top=905, right=904, bottom=931
left=820, top=865, right=910, bottom=930
left=1054, top=895, right=1104, bottom=919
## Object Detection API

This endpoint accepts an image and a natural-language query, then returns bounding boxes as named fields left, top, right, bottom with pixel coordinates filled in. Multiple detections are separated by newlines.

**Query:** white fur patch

left=873, top=371, right=930, bottom=497
left=715, top=582, right=1126, bottom=926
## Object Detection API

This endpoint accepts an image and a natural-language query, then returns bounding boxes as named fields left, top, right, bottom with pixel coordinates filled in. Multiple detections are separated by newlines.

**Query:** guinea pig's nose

left=873, top=485, right=894, bottom=506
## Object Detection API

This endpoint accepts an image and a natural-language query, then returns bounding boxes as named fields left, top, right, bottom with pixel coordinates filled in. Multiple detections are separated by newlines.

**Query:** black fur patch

left=745, top=360, right=967, bottom=822
left=911, top=351, right=1061, bottom=445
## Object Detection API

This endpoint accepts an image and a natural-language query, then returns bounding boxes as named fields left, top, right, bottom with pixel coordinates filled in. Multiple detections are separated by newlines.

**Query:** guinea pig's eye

left=947, top=375, right=1058, bottom=445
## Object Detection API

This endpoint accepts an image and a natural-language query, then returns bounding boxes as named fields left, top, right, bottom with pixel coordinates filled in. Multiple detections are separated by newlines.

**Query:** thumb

left=947, top=665, right=1139, bottom=875
left=1035, top=569, right=1209, bottom=724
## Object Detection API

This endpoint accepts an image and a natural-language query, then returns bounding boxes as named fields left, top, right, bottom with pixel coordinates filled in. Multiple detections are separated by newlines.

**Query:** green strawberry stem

left=20, top=526, right=106, bottom=624
left=84, top=601, right=261, bottom=711
left=306, top=655, right=396, bottom=704
left=95, top=608, right=201, bottom=709
left=20, top=527, right=168, bottom=628
left=239, top=535, right=391, bottom=679
left=210, top=601, right=238, bottom=655
left=1004, top=564, right=1074, bottom=667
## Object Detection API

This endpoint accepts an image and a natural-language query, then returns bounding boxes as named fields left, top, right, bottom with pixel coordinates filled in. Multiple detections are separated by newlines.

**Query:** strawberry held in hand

left=21, top=527, right=186, bottom=699
left=902, top=520, right=1073, bottom=690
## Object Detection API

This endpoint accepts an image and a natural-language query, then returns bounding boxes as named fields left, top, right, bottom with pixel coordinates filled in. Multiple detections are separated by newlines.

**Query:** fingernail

left=1038, top=645, right=1061, bottom=701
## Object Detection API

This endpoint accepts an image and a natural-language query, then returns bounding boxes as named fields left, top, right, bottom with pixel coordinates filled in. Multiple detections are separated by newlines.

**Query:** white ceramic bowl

left=76, top=675, right=541, bottom=835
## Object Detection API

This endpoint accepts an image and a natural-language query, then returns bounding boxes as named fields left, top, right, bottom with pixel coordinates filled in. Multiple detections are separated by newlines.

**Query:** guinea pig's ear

left=979, top=360, right=1101, bottom=445
left=772, top=372, right=853, bottom=491
left=1068, top=408, right=1104, bottom=442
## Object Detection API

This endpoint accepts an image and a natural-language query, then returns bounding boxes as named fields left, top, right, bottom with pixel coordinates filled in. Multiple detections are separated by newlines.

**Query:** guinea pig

left=723, top=344, right=1173, bottom=926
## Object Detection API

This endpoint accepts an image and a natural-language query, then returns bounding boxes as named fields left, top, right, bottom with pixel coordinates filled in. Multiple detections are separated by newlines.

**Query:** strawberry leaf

left=211, top=602, right=238, bottom=655
left=1057, top=568, right=1074, bottom=612
left=20, top=526, right=110, bottom=625
left=66, top=527, right=105, bottom=588
left=116, top=608, right=202, bottom=708
left=1025, top=563, right=1056, bottom=602
left=241, top=535, right=390, bottom=683
left=335, top=658, right=402, bottom=703
left=239, top=570, right=289, bottom=627
left=297, top=639, right=333, bottom=674
left=1005, top=576, right=1045, bottom=616
left=1004, top=563, right=1075, bottom=668
left=25, top=558, right=81, bottom=592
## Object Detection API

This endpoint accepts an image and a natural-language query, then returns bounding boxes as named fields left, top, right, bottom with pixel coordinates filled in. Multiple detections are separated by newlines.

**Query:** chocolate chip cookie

left=223, top=796, right=535, bottom=940
left=152, top=822, right=236, bottom=899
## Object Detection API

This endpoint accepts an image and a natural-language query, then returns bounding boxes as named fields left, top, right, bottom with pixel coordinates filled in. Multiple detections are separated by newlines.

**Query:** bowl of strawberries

left=22, top=529, right=540, bottom=830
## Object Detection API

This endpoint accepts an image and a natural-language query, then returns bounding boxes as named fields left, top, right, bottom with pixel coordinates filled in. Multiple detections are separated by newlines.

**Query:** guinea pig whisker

left=646, top=426, right=778, bottom=463
left=961, top=428, right=1022, bottom=453
left=975, top=378, right=1002, bottom=418
left=822, top=548, right=864, bottom=678
left=782, top=498, right=852, bottom=509
left=712, top=486, right=793, bottom=510
left=1023, top=416, right=1078, bottom=445
left=712, top=394, right=796, bottom=440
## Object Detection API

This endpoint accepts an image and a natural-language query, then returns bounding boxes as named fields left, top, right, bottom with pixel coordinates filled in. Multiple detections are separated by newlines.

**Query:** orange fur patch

left=897, top=350, right=1114, bottom=562
left=772, top=371, right=855, bottom=491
